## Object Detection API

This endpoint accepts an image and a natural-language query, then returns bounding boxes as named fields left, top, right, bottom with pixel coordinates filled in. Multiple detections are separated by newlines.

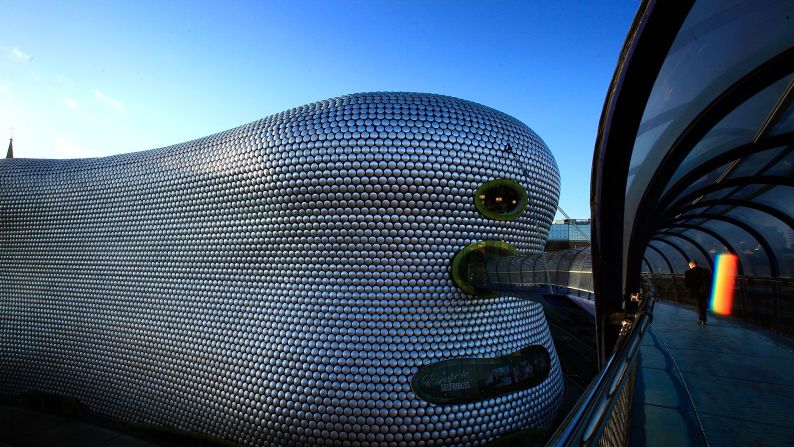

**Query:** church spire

left=5, top=138, right=12, bottom=158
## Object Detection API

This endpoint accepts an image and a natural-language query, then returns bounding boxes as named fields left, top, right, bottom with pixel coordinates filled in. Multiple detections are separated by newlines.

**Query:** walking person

left=684, top=259, right=712, bottom=325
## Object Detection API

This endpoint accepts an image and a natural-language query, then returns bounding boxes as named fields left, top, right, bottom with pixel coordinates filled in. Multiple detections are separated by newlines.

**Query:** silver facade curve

left=0, top=92, right=562, bottom=446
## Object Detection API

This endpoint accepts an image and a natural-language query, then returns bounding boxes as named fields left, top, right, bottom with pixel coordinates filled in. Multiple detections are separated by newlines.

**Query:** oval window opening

left=474, top=179, right=528, bottom=221
left=450, top=240, right=518, bottom=296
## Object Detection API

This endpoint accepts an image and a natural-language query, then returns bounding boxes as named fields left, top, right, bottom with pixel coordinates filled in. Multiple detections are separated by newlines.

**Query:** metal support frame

left=662, top=224, right=745, bottom=276
left=665, top=176, right=794, bottom=215
left=754, top=77, right=794, bottom=142
left=700, top=145, right=794, bottom=216
left=626, top=47, right=794, bottom=300
left=655, top=231, right=717, bottom=272
left=642, top=257, right=654, bottom=274
left=671, top=213, right=779, bottom=276
left=591, top=0, right=694, bottom=364
left=646, top=243, right=678, bottom=301
left=645, top=244, right=674, bottom=274
left=658, top=139, right=793, bottom=214
left=649, top=236, right=693, bottom=271
left=671, top=199, right=794, bottom=232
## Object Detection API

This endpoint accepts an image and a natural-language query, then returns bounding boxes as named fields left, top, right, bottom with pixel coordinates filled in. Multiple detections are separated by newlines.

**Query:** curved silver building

left=0, top=92, right=562, bottom=446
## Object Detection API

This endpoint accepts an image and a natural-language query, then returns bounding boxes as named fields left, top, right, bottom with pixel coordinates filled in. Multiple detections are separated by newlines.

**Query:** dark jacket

left=685, top=266, right=712, bottom=300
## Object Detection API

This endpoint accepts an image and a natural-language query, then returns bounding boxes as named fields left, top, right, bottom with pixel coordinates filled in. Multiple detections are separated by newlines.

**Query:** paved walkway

left=630, top=301, right=794, bottom=446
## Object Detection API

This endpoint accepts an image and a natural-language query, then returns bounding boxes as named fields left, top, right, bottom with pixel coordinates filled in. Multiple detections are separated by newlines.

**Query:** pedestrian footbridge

left=631, top=300, right=794, bottom=446
left=548, top=0, right=794, bottom=444
left=465, top=0, right=794, bottom=444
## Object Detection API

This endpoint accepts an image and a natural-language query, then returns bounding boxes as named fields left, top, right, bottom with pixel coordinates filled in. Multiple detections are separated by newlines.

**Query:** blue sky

left=1, top=0, right=639, bottom=219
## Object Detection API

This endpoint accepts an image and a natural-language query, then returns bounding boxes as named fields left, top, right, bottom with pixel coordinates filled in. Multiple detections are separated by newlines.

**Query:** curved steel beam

left=575, top=246, right=591, bottom=270
left=646, top=243, right=674, bottom=274
left=671, top=213, right=778, bottom=275
left=655, top=231, right=718, bottom=272
left=658, top=136, right=793, bottom=213
left=649, top=236, right=692, bottom=271
left=672, top=212, right=778, bottom=275
left=626, top=46, right=794, bottom=297
left=590, top=0, right=695, bottom=364
left=668, top=198, right=794, bottom=232
left=560, top=247, right=577, bottom=269
left=665, top=176, right=794, bottom=217
left=661, top=224, right=747, bottom=276
left=642, top=257, right=654, bottom=274
left=756, top=78, right=794, bottom=141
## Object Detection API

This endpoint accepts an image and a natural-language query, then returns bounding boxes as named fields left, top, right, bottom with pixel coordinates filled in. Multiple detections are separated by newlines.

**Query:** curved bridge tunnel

left=453, top=0, right=794, bottom=444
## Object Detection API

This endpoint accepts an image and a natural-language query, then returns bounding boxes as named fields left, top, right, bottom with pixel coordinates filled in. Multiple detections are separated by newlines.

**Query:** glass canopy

left=591, top=0, right=794, bottom=359
left=626, top=0, right=794, bottom=282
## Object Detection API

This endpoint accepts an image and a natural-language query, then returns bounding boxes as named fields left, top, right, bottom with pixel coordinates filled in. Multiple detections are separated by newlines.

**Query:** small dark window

left=474, top=178, right=528, bottom=221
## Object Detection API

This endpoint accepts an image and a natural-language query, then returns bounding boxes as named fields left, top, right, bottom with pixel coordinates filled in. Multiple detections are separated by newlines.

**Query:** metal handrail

left=546, top=289, right=655, bottom=446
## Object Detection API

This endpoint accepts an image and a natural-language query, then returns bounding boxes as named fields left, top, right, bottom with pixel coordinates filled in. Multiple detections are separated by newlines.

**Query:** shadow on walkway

left=630, top=301, right=794, bottom=447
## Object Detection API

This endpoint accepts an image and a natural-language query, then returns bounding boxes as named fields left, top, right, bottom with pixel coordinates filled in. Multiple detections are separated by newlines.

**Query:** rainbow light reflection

left=710, top=253, right=738, bottom=315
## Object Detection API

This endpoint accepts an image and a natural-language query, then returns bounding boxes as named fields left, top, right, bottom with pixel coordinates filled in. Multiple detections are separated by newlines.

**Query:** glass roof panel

left=721, top=207, right=794, bottom=277
left=664, top=161, right=733, bottom=206
left=570, top=250, right=588, bottom=271
left=729, top=146, right=789, bottom=178
left=626, top=121, right=674, bottom=196
left=682, top=205, right=731, bottom=217
left=552, top=250, right=573, bottom=275
left=643, top=247, right=671, bottom=274
left=656, top=233, right=711, bottom=270
left=641, top=0, right=794, bottom=132
left=665, top=76, right=793, bottom=191
left=764, top=148, right=794, bottom=176
left=648, top=240, right=690, bottom=273
left=769, top=94, right=794, bottom=137
left=754, top=185, right=794, bottom=219
left=699, top=219, right=771, bottom=276
left=622, top=0, right=794, bottom=276
left=677, top=227, right=730, bottom=258
left=581, top=248, right=593, bottom=268
left=677, top=217, right=709, bottom=227
left=698, top=183, right=770, bottom=203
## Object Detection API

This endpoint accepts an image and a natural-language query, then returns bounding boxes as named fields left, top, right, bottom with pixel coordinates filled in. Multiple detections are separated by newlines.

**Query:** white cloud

left=10, top=47, right=31, bottom=62
left=53, top=137, right=85, bottom=158
left=63, top=96, right=80, bottom=111
left=94, top=89, right=125, bottom=112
